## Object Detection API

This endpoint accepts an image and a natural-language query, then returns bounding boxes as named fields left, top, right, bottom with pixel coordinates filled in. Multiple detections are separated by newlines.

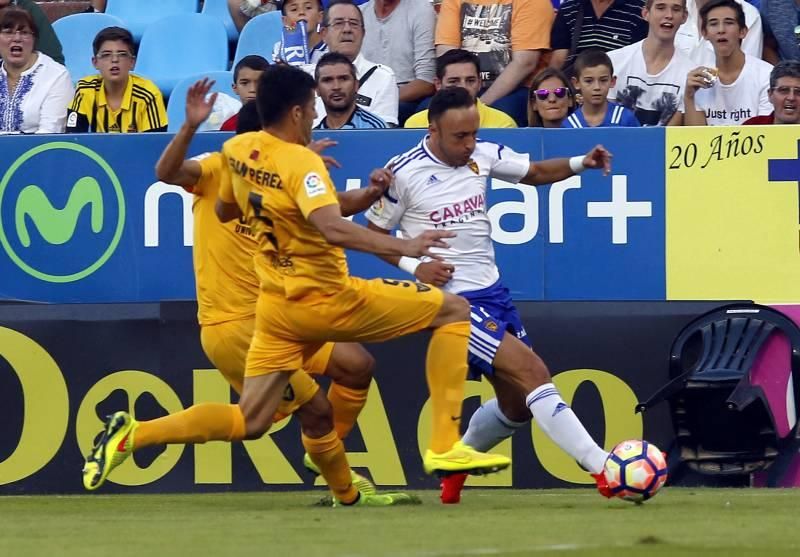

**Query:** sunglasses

left=532, top=87, right=570, bottom=101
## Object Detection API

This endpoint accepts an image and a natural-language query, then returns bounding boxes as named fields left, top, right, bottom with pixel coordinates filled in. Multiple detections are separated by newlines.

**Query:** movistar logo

left=0, top=142, right=125, bottom=283
left=16, top=177, right=104, bottom=247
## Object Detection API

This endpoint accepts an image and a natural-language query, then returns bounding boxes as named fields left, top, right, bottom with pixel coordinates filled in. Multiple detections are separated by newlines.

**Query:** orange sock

left=302, top=429, right=358, bottom=504
left=327, top=383, right=369, bottom=439
left=134, top=403, right=245, bottom=450
left=426, top=321, right=470, bottom=453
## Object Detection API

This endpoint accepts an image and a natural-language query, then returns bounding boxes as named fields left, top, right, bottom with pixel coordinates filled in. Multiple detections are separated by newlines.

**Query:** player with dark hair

left=220, top=55, right=271, bottom=131
left=82, top=78, right=402, bottom=504
left=366, top=86, right=615, bottom=504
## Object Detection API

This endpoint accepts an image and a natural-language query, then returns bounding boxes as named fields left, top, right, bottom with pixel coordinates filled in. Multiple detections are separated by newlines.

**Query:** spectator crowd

left=2, top=0, right=800, bottom=135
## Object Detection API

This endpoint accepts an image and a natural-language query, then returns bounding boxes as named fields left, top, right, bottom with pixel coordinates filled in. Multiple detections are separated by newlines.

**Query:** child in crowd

left=67, top=26, right=166, bottom=133
left=272, top=0, right=327, bottom=68
left=564, top=50, right=640, bottom=128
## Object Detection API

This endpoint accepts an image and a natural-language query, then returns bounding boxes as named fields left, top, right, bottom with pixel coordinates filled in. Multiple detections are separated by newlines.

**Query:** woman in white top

left=0, top=8, right=73, bottom=133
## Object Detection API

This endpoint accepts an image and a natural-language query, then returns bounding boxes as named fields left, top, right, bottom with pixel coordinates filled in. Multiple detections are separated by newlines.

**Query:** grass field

left=2, top=488, right=798, bottom=557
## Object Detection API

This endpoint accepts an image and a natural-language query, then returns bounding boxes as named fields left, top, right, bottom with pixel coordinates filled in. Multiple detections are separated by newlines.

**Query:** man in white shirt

left=608, top=0, right=697, bottom=125
left=314, top=0, right=399, bottom=126
left=675, top=0, right=762, bottom=64
left=367, top=86, right=615, bottom=505
left=683, top=0, right=772, bottom=125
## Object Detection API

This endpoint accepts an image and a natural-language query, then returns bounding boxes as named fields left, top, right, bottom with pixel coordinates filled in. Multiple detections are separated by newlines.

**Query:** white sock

left=526, top=383, right=609, bottom=474
left=461, top=398, right=527, bottom=452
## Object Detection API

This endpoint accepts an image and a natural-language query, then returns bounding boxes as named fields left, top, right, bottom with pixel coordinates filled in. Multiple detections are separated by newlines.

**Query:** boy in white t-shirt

left=608, top=0, right=697, bottom=126
left=683, top=0, right=772, bottom=126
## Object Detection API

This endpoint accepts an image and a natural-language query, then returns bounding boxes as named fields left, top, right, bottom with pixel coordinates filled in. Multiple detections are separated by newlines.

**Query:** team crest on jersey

left=249, top=149, right=260, bottom=161
left=304, top=172, right=326, bottom=197
left=467, top=159, right=479, bottom=175
left=485, top=320, right=498, bottom=332
left=369, top=196, right=384, bottom=217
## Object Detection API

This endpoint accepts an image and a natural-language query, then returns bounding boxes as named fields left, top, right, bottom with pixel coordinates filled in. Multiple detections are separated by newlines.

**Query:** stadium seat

left=135, top=14, right=228, bottom=98
left=167, top=71, right=235, bottom=131
left=232, top=11, right=282, bottom=66
left=105, top=0, right=200, bottom=42
left=53, top=13, right=125, bottom=83
left=201, top=0, right=239, bottom=42
left=637, top=303, right=800, bottom=478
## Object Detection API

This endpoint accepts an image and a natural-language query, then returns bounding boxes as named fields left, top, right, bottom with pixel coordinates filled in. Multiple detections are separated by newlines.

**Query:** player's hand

left=405, top=230, right=455, bottom=259
left=308, top=138, right=341, bottom=169
left=415, top=260, right=455, bottom=287
left=185, top=78, right=217, bottom=129
left=582, top=145, right=612, bottom=176
left=366, top=168, right=394, bottom=201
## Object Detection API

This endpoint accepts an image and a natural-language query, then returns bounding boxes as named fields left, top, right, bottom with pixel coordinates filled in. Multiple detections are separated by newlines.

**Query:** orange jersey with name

left=192, top=152, right=259, bottom=325
left=219, top=131, right=349, bottom=300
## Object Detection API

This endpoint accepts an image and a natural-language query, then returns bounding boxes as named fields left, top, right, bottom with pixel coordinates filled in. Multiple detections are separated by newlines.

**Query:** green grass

left=1, top=488, right=798, bottom=557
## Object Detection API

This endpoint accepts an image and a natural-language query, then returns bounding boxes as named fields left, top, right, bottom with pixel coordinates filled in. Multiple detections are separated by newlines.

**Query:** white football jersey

left=366, top=137, right=530, bottom=293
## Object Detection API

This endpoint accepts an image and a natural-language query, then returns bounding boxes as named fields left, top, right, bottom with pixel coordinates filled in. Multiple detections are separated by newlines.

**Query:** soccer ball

left=603, top=440, right=668, bottom=503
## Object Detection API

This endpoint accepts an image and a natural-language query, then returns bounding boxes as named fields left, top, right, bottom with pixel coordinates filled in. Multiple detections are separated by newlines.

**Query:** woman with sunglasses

left=527, top=68, right=576, bottom=128
left=0, top=8, right=72, bottom=133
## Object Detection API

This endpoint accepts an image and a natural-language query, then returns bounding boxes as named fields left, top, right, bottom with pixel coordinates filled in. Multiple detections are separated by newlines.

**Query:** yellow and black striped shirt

left=66, top=74, right=167, bottom=133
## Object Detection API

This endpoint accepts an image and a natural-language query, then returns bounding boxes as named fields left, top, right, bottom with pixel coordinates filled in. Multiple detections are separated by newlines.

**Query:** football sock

left=426, top=321, right=470, bottom=453
left=327, top=383, right=369, bottom=440
left=461, top=398, right=527, bottom=452
left=133, top=403, right=246, bottom=450
left=302, top=429, right=358, bottom=504
left=526, top=383, right=609, bottom=474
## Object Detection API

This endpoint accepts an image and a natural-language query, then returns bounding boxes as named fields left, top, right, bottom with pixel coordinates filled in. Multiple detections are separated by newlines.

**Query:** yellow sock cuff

left=434, top=320, right=470, bottom=338
left=329, top=383, right=369, bottom=403
left=302, top=429, right=340, bottom=454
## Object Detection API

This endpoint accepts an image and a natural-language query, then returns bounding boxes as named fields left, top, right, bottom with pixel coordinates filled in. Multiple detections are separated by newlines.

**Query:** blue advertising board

left=0, top=128, right=665, bottom=303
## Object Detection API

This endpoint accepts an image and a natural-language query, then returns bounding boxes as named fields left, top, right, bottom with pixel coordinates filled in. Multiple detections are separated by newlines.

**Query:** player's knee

left=328, top=346, right=374, bottom=390
left=501, top=348, right=552, bottom=394
left=347, top=350, right=375, bottom=390
left=436, top=293, right=470, bottom=325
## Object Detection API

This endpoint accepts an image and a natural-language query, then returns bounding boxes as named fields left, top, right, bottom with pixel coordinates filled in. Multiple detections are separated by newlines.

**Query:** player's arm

left=155, top=79, right=218, bottom=190
left=308, top=204, right=451, bottom=258
left=337, top=168, right=393, bottom=218
left=367, top=222, right=455, bottom=287
left=521, top=145, right=612, bottom=185
left=215, top=143, right=242, bottom=223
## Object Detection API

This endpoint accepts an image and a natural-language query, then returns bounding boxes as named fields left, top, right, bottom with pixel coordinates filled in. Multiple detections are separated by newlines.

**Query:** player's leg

left=490, top=334, right=610, bottom=476
left=124, top=319, right=253, bottom=454
left=270, top=277, right=510, bottom=476
left=312, top=342, right=374, bottom=440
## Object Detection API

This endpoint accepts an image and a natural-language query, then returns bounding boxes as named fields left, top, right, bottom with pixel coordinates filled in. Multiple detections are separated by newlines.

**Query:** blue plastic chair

left=201, top=0, right=239, bottom=42
left=53, top=13, right=125, bottom=83
left=167, top=70, right=235, bottom=131
left=232, top=11, right=282, bottom=66
left=135, top=14, right=228, bottom=97
left=105, top=0, right=199, bottom=41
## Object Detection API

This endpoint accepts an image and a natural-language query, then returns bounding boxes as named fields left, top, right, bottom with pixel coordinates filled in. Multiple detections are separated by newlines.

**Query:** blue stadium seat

left=53, top=13, right=125, bottom=83
left=135, top=14, right=228, bottom=97
left=167, top=71, right=235, bottom=131
left=233, top=11, right=282, bottom=66
left=201, top=0, right=239, bottom=42
left=105, top=0, right=199, bottom=42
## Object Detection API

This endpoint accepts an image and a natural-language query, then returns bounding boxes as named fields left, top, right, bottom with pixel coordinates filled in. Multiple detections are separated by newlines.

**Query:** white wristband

left=569, top=156, right=587, bottom=174
left=398, top=256, right=421, bottom=275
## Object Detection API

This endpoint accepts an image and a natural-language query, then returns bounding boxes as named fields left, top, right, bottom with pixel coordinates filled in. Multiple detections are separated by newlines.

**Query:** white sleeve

left=485, top=143, right=530, bottom=183
left=37, top=67, right=74, bottom=133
